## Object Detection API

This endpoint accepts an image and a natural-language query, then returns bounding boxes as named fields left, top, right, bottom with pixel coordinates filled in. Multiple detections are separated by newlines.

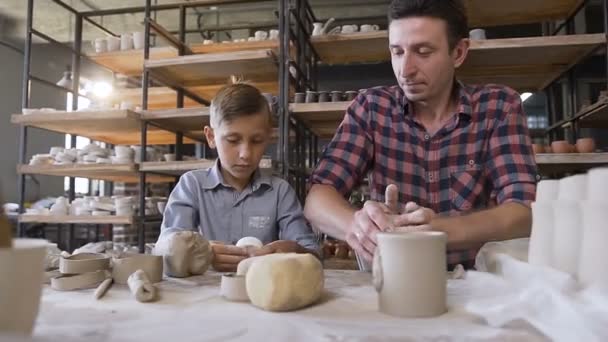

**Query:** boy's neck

left=219, top=166, right=255, bottom=192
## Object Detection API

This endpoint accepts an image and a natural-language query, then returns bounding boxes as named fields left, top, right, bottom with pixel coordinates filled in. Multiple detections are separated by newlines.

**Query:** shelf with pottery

left=87, top=40, right=280, bottom=76
left=18, top=214, right=134, bottom=225
left=17, top=163, right=173, bottom=183
left=535, top=152, right=608, bottom=173
left=466, top=0, right=584, bottom=27
left=290, top=101, right=349, bottom=138
left=144, top=49, right=279, bottom=89
left=312, top=32, right=604, bottom=92
left=10, top=109, right=195, bottom=145
left=140, top=107, right=210, bottom=142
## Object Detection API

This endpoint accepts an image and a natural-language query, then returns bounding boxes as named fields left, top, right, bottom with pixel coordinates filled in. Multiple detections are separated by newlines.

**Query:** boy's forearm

left=431, top=202, right=532, bottom=250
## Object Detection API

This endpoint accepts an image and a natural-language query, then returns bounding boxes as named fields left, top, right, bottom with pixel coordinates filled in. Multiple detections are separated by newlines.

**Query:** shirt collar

left=399, top=79, right=473, bottom=118
left=201, top=159, right=272, bottom=191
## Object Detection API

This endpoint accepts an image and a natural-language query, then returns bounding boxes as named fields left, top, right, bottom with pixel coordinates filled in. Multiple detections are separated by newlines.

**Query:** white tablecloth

left=23, top=270, right=546, bottom=342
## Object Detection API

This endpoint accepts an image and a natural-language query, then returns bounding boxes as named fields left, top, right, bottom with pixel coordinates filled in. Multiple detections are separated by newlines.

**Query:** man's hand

left=251, top=240, right=307, bottom=257
left=210, top=241, right=248, bottom=273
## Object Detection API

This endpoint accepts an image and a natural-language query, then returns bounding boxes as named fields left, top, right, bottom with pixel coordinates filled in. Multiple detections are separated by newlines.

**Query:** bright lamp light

left=91, top=81, right=113, bottom=98
left=520, top=92, right=533, bottom=102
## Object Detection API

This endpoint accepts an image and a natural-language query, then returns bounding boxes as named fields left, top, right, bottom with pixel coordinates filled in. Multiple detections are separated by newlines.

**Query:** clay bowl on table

left=544, top=145, right=553, bottom=153
left=551, top=140, right=572, bottom=154
left=532, top=144, right=545, bottom=154
left=575, top=138, right=596, bottom=153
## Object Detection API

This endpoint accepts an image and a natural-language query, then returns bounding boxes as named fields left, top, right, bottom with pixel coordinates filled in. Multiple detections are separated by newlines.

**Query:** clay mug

left=373, top=231, right=447, bottom=318
left=120, top=33, right=133, bottom=51
left=254, top=30, right=268, bottom=41
left=305, top=91, right=317, bottom=103
left=93, top=38, right=107, bottom=53
left=331, top=91, right=343, bottom=102
left=132, top=31, right=145, bottom=50
left=294, top=92, right=306, bottom=103
left=318, top=91, right=330, bottom=103
left=469, top=28, right=486, bottom=40
left=0, top=239, right=48, bottom=335
left=106, top=36, right=120, bottom=51
left=269, top=29, right=279, bottom=40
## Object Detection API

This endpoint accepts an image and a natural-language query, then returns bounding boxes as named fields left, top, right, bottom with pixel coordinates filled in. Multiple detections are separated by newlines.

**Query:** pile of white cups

left=93, top=32, right=145, bottom=53
left=29, top=143, right=112, bottom=166
left=528, top=167, right=608, bottom=288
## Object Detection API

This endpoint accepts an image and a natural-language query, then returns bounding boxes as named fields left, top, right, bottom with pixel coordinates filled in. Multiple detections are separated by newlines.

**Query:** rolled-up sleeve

left=309, top=94, right=374, bottom=196
left=159, top=172, right=200, bottom=239
left=485, top=94, right=538, bottom=207
left=276, top=181, right=320, bottom=253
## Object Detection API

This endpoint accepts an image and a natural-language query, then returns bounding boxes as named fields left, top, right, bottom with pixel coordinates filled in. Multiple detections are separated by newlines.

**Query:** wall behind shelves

left=0, top=42, right=70, bottom=204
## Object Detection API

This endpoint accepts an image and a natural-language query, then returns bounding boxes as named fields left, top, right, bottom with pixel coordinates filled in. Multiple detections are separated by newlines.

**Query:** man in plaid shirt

left=304, top=0, right=538, bottom=269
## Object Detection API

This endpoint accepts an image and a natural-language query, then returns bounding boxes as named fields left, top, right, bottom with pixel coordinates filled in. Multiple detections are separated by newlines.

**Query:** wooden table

left=27, top=270, right=545, bottom=341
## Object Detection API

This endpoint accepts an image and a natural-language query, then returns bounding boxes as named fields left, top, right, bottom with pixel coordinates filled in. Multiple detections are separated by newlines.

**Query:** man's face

left=205, top=111, right=270, bottom=183
left=389, top=16, right=468, bottom=102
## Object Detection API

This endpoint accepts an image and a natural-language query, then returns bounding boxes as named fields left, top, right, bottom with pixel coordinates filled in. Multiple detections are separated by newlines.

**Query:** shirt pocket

left=449, top=164, right=484, bottom=212
left=245, top=213, right=276, bottom=243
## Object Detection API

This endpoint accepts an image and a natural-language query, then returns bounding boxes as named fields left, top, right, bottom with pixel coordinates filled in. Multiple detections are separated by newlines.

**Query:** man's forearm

left=304, top=184, right=356, bottom=240
left=431, top=202, right=532, bottom=250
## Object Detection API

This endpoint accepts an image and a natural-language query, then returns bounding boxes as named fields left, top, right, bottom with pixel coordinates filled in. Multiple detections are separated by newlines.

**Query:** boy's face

left=389, top=16, right=469, bottom=102
left=204, top=111, right=271, bottom=184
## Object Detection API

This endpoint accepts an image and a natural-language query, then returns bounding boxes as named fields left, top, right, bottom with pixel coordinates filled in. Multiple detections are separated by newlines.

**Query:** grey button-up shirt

left=159, top=162, right=319, bottom=252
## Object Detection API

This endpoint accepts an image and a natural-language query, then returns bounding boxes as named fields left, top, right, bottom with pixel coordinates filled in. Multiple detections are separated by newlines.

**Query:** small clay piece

left=294, top=92, right=306, bottom=103
left=245, top=253, right=324, bottom=312
left=112, top=253, right=163, bottom=285
left=345, top=91, right=358, bottom=101
left=153, top=230, right=212, bottom=278
left=331, top=91, right=343, bottom=102
left=127, top=269, right=157, bottom=302
left=219, top=273, right=249, bottom=302
left=305, top=91, right=317, bottom=103
left=235, top=236, right=263, bottom=249
left=532, top=144, right=545, bottom=154
left=318, top=91, right=330, bottom=103
left=94, top=278, right=113, bottom=300
left=51, top=270, right=109, bottom=291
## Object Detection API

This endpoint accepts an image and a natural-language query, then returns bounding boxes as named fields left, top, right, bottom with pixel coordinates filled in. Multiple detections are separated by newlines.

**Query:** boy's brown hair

left=209, top=83, right=271, bottom=128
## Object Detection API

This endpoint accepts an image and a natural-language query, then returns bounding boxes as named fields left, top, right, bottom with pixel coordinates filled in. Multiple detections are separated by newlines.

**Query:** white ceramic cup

left=528, top=202, right=554, bottom=267
left=106, top=36, right=120, bottom=51
left=0, top=239, right=48, bottom=335
left=578, top=202, right=608, bottom=288
left=341, top=25, right=357, bottom=34
left=552, top=200, right=582, bottom=276
left=114, top=146, right=134, bottom=158
left=269, top=29, right=279, bottom=40
left=536, top=179, right=560, bottom=202
left=374, top=231, right=447, bottom=317
left=586, top=167, right=608, bottom=201
left=469, top=28, right=487, bottom=40
left=93, top=38, right=107, bottom=53
left=120, top=33, right=133, bottom=50
left=254, top=30, right=268, bottom=41
left=360, top=24, right=374, bottom=32
left=132, top=31, right=145, bottom=49
left=203, top=39, right=214, bottom=45
left=164, top=153, right=176, bottom=162
left=557, top=174, right=587, bottom=201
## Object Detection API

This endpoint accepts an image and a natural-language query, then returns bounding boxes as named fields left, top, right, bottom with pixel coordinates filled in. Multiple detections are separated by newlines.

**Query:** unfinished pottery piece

left=375, top=231, right=447, bottom=318
left=575, top=138, right=595, bottom=153
left=220, top=273, right=249, bottom=302
left=112, top=253, right=163, bottom=284
left=153, top=230, right=212, bottom=278
left=245, top=253, right=323, bottom=312
left=528, top=202, right=554, bottom=267
left=551, top=140, right=572, bottom=154
left=0, top=239, right=48, bottom=335
left=235, top=236, right=263, bottom=249
left=552, top=200, right=582, bottom=276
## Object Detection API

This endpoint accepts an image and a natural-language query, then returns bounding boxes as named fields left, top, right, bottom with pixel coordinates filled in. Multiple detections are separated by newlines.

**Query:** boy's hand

left=210, top=241, right=249, bottom=273
left=251, top=240, right=306, bottom=257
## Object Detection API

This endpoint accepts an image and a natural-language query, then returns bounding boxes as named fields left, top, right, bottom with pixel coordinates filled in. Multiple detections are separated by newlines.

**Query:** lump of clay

left=245, top=253, right=324, bottom=312
left=153, top=230, right=212, bottom=278
left=235, top=236, right=263, bottom=249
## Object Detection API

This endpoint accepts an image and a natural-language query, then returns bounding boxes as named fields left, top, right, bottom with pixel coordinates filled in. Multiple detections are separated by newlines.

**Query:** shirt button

left=428, top=173, right=433, bottom=181
left=424, top=134, right=430, bottom=141
left=468, top=159, right=475, bottom=166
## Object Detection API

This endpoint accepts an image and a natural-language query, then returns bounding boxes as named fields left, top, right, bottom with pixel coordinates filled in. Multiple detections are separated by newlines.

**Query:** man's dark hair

left=388, top=0, right=469, bottom=50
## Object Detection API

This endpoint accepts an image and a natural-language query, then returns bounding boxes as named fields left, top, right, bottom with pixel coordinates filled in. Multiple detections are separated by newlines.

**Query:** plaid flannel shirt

left=310, top=82, right=538, bottom=267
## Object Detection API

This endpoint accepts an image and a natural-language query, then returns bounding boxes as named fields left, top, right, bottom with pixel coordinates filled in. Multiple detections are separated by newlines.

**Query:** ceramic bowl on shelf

left=575, top=138, right=596, bottom=153
left=532, top=144, right=545, bottom=154
left=551, top=140, right=572, bottom=154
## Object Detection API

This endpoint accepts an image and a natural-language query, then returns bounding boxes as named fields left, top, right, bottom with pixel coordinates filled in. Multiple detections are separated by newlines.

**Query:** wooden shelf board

left=190, top=40, right=279, bottom=54
left=140, top=159, right=216, bottom=176
left=17, top=163, right=172, bottom=183
left=112, top=81, right=282, bottom=110
left=536, top=152, right=608, bottom=173
left=313, top=32, right=604, bottom=92
left=145, top=49, right=279, bottom=87
left=87, top=46, right=177, bottom=76
left=19, top=214, right=133, bottom=225
left=140, top=107, right=210, bottom=142
left=10, top=110, right=189, bottom=145
left=466, top=0, right=584, bottom=27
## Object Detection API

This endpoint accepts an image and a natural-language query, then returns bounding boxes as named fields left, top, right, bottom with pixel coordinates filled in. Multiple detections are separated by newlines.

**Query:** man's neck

left=220, top=167, right=252, bottom=193
left=411, top=82, right=457, bottom=134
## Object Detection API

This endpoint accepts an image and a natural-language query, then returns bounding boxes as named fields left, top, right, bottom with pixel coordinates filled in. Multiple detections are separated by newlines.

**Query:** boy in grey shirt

left=159, top=83, right=319, bottom=272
